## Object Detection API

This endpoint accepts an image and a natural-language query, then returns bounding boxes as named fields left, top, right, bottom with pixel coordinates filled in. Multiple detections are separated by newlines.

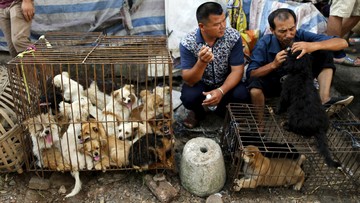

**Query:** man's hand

left=291, top=42, right=314, bottom=59
left=198, top=45, right=214, bottom=64
left=202, top=89, right=223, bottom=106
left=272, top=49, right=288, bottom=68
left=22, top=0, right=35, bottom=22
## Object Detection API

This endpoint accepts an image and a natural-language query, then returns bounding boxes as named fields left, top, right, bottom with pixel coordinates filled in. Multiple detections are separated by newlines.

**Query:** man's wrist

left=199, top=58, right=208, bottom=64
left=217, top=87, right=224, bottom=96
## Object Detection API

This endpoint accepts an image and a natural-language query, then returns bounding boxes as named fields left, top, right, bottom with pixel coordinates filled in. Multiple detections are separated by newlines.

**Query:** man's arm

left=181, top=45, right=213, bottom=86
left=202, top=64, right=244, bottom=107
left=249, top=49, right=288, bottom=78
left=292, top=37, right=348, bottom=59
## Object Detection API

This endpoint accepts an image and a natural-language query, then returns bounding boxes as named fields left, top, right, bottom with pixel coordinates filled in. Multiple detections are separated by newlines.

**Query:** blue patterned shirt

left=246, top=29, right=335, bottom=79
left=179, top=27, right=244, bottom=87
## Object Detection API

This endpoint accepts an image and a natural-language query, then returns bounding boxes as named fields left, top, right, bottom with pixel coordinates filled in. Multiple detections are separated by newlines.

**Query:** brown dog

left=41, top=146, right=70, bottom=171
left=130, top=89, right=164, bottom=121
left=107, top=135, right=139, bottom=167
left=233, top=145, right=305, bottom=191
left=80, top=118, right=107, bottom=143
left=79, top=139, right=110, bottom=172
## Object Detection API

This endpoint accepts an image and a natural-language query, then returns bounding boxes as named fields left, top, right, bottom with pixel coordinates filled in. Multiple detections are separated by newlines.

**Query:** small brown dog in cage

left=79, top=139, right=110, bottom=172
left=41, top=146, right=70, bottom=171
left=80, top=118, right=108, bottom=143
left=233, top=145, right=306, bottom=191
left=130, top=89, right=165, bottom=121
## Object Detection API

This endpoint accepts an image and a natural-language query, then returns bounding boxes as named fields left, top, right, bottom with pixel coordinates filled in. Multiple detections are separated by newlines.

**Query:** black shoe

left=323, top=95, right=354, bottom=116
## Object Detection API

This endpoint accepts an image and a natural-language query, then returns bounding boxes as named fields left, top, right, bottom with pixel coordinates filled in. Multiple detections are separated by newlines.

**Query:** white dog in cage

left=85, top=81, right=112, bottom=110
left=24, top=113, right=61, bottom=167
left=59, top=96, right=100, bottom=122
left=60, top=122, right=94, bottom=198
left=152, top=85, right=171, bottom=115
left=117, top=121, right=152, bottom=141
left=53, top=71, right=85, bottom=102
left=101, top=84, right=137, bottom=135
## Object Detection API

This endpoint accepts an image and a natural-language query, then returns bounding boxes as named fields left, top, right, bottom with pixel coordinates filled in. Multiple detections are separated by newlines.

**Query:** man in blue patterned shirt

left=179, top=2, right=249, bottom=128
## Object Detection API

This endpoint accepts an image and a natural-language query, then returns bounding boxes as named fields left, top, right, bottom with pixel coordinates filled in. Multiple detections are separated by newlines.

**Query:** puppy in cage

left=79, top=118, right=107, bottom=143
left=117, top=121, right=152, bottom=141
left=100, top=84, right=137, bottom=136
left=79, top=118, right=141, bottom=168
left=85, top=80, right=120, bottom=110
left=53, top=71, right=85, bottom=102
left=59, top=96, right=97, bottom=122
left=276, top=51, right=341, bottom=168
left=233, top=145, right=306, bottom=191
left=152, top=85, right=172, bottom=115
left=79, top=139, right=110, bottom=172
left=128, top=133, right=175, bottom=171
left=24, top=113, right=61, bottom=168
left=130, top=89, right=165, bottom=121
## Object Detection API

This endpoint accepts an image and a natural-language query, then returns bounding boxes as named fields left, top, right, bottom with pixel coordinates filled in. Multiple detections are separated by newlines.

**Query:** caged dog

left=24, top=113, right=61, bottom=168
left=128, top=133, right=174, bottom=171
left=276, top=51, right=340, bottom=168
left=233, top=145, right=306, bottom=191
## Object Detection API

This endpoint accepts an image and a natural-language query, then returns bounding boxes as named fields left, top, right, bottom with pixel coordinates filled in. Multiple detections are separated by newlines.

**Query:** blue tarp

left=0, top=0, right=166, bottom=51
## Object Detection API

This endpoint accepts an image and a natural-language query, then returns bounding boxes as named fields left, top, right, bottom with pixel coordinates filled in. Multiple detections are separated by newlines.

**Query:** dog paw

left=293, top=183, right=303, bottom=191
left=95, top=164, right=102, bottom=171
left=233, top=179, right=243, bottom=191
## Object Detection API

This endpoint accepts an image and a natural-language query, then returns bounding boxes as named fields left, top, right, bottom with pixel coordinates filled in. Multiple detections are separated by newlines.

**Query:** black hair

left=268, top=8, right=297, bottom=30
left=196, top=2, right=223, bottom=24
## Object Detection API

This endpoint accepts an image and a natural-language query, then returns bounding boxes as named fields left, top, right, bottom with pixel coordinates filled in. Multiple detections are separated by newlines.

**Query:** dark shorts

left=247, top=50, right=336, bottom=97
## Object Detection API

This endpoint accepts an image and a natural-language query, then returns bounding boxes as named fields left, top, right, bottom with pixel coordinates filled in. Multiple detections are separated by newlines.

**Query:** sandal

left=334, top=56, right=360, bottom=67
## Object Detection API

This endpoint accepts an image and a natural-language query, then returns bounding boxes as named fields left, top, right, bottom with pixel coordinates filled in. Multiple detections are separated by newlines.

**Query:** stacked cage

left=222, top=103, right=359, bottom=193
left=7, top=32, right=174, bottom=172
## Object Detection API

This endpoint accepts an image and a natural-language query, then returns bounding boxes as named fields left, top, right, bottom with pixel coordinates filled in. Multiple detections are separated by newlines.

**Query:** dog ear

left=112, top=90, right=120, bottom=98
left=88, top=115, right=96, bottom=121
left=92, top=125, right=99, bottom=133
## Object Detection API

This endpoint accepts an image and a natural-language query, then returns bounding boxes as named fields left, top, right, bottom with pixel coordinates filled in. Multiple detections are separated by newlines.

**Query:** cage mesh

left=6, top=32, right=174, bottom=172
left=222, top=103, right=359, bottom=194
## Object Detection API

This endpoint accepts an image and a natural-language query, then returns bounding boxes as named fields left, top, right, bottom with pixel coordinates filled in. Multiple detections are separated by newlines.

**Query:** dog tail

left=65, top=171, right=82, bottom=198
left=315, top=132, right=341, bottom=168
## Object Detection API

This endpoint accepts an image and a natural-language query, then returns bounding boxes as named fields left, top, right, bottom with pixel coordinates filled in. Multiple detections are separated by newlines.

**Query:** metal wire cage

left=6, top=32, right=175, bottom=172
left=222, top=103, right=359, bottom=194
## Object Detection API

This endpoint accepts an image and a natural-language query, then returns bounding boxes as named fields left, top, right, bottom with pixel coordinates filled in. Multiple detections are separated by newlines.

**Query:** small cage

left=6, top=32, right=175, bottom=172
left=222, top=103, right=359, bottom=194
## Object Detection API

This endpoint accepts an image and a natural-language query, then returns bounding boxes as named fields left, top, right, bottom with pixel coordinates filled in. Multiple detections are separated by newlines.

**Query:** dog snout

left=44, top=130, right=50, bottom=135
left=94, top=152, right=99, bottom=156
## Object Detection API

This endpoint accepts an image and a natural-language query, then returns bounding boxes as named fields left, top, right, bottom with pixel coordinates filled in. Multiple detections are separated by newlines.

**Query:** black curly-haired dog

left=276, top=51, right=340, bottom=168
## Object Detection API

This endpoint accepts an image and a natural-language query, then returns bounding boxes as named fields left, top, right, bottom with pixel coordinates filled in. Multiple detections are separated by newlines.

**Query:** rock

left=58, top=185, right=66, bottom=194
left=180, top=137, right=226, bottom=197
left=206, top=193, right=223, bottom=203
left=144, top=174, right=178, bottom=203
left=28, top=176, right=50, bottom=190
left=49, top=172, right=74, bottom=188
left=8, top=180, right=15, bottom=186
left=24, top=189, right=46, bottom=202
